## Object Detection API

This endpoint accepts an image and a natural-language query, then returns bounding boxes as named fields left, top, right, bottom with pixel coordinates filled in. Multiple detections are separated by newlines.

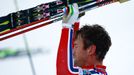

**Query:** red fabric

left=56, top=28, right=78, bottom=75
left=56, top=22, right=80, bottom=75
left=82, top=65, right=106, bottom=69
left=72, top=22, right=80, bottom=48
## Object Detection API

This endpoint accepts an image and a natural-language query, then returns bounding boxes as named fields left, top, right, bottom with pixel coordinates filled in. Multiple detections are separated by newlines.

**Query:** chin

left=73, top=58, right=77, bottom=66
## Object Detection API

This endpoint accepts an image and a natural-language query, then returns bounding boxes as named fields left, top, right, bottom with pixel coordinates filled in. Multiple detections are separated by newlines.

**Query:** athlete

left=56, top=3, right=112, bottom=75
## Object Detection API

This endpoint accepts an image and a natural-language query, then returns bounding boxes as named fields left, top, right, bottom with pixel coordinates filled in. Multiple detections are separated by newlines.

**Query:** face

left=73, top=35, right=89, bottom=67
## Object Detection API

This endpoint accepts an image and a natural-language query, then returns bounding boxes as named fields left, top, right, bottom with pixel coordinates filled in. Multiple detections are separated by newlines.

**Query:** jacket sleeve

left=56, top=22, right=79, bottom=75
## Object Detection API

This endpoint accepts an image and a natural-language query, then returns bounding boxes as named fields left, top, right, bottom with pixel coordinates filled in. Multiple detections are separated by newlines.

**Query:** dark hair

left=75, top=24, right=112, bottom=61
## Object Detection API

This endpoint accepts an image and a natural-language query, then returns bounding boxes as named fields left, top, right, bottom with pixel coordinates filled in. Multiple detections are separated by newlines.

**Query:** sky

left=0, top=0, right=134, bottom=75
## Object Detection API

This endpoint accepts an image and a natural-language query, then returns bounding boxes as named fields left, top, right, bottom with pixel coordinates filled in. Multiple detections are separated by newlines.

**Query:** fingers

left=69, top=5, right=74, bottom=16
left=73, top=3, right=79, bottom=11
left=66, top=5, right=74, bottom=21
left=63, top=6, right=69, bottom=17
left=62, top=3, right=79, bottom=24
left=63, top=4, right=74, bottom=18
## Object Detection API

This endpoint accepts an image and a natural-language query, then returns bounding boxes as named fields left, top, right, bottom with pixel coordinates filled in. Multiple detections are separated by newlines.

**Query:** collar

left=81, top=65, right=107, bottom=74
left=81, top=65, right=106, bottom=70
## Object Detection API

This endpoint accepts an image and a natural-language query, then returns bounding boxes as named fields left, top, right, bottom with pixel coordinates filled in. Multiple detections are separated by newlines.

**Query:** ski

left=0, top=0, right=97, bottom=35
left=0, top=0, right=65, bottom=34
left=0, top=48, right=43, bottom=59
left=0, top=0, right=128, bottom=41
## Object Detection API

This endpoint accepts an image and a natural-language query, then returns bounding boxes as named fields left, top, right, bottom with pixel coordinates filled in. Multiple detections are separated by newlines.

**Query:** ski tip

left=79, top=12, right=85, bottom=18
left=118, top=0, right=129, bottom=3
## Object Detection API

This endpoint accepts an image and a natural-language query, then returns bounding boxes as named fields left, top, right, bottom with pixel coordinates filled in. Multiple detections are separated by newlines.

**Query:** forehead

left=74, top=35, right=83, bottom=44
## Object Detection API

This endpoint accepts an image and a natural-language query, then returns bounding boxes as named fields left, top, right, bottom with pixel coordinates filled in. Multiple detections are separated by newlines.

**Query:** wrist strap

left=62, top=23, right=72, bottom=28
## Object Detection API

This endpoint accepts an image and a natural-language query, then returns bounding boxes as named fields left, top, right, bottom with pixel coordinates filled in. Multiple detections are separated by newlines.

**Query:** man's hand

left=62, top=3, right=79, bottom=28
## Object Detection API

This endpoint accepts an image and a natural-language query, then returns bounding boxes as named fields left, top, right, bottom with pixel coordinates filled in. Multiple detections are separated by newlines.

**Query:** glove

left=62, top=3, right=79, bottom=28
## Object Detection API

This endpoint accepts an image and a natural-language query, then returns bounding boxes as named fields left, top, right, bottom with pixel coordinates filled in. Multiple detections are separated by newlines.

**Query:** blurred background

left=0, top=0, right=134, bottom=75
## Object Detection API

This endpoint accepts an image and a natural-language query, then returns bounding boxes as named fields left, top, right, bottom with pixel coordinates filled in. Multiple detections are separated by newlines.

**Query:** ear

left=87, top=45, right=96, bottom=55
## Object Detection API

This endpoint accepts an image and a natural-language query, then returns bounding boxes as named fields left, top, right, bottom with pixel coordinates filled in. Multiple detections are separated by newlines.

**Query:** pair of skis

left=0, top=48, right=43, bottom=59
left=0, top=0, right=88, bottom=34
left=0, top=0, right=128, bottom=41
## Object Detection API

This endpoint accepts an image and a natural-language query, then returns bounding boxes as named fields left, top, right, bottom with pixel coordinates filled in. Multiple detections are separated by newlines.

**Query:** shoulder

left=78, top=67, right=107, bottom=75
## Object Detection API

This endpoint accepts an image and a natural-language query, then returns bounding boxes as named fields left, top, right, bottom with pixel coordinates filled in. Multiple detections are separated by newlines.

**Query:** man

left=73, top=24, right=111, bottom=75
left=56, top=3, right=111, bottom=75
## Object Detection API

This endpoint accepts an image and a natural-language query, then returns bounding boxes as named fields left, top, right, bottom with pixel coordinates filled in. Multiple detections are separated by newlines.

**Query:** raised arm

left=56, top=3, right=80, bottom=75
